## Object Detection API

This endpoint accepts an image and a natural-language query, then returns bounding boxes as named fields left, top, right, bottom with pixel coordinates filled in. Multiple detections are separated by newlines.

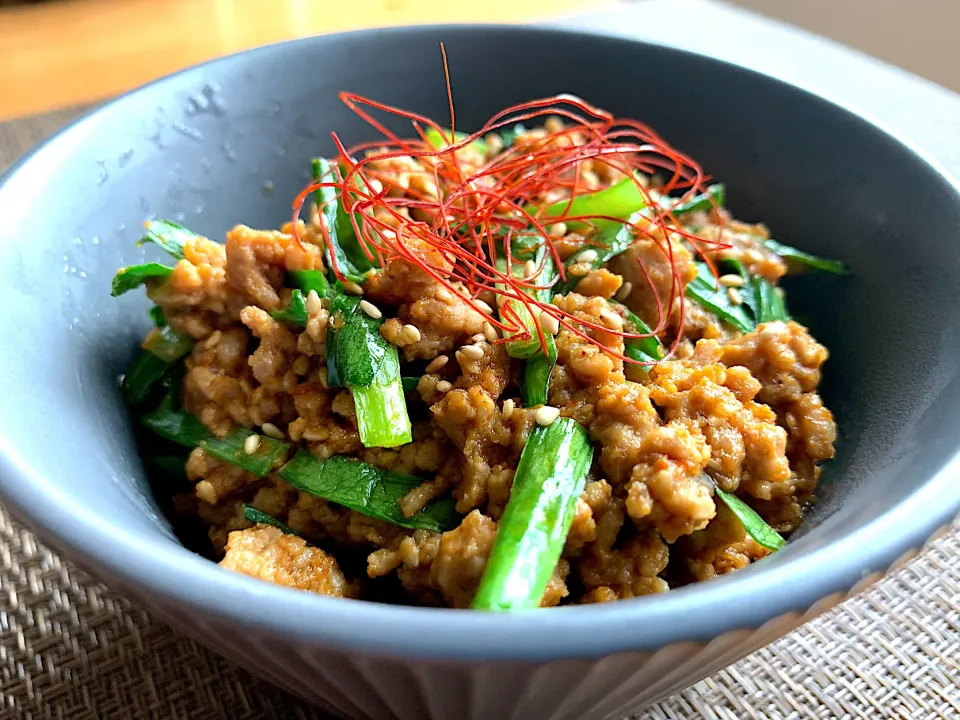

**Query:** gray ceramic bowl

left=1, top=24, right=960, bottom=720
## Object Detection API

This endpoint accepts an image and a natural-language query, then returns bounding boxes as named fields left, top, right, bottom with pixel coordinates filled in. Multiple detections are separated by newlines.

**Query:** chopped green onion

left=142, top=396, right=289, bottom=476
left=755, top=278, right=789, bottom=323
left=326, top=293, right=412, bottom=448
left=121, top=326, right=194, bottom=406
left=765, top=239, right=847, bottom=275
left=243, top=505, right=304, bottom=538
left=555, top=209, right=643, bottom=295
left=312, top=158, right=376, bottom=284
left=288, top=269, right=330, bottom=296
left=472, top=418, right=594, bottom=611
left=138, top=219, right=198, bottom=260
left=685, top=262, right=755, bottom=333
left=521, top=337, right=556, bottom=408
left=352, top=383, right=413, bottom=449
left=661, top=184, right=726, bottom=217
left=721, top=259, right=789, bottom=325
left=617, top=302, right=664, bottom=366
left=497, top=123, right=528, bottom=148
left=401, top=376, right=420, bottom=392
left=529, top=175, right=646, bottom=231
left=270, top=289, right=308, bottom=326
left=149, top=306, right=167, bottom=327
left=497, top=240, right=557, bottom=360
left=715, top=488, right=785, bottom=551
left=142, top=325, right=194, bottom=363
left=278, top=449, right=460, bottom=532
left=122, top=352, right=170, bottom=406
left=111, top=262, right=173, bottom=297
left=424, top=127, right=486, bottom=153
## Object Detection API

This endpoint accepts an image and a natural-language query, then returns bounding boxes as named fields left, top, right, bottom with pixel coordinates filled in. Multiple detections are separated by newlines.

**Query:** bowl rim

left=2, top=23, right=960, bottom=662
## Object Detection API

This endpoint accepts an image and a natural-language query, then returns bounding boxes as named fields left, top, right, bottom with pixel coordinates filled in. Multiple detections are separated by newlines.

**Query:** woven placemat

left=1, top=107, right=959, bottom=720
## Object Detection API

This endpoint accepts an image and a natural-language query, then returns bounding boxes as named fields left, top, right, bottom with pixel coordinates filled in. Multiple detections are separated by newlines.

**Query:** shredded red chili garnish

left=291, top=46, right=730, bottom=365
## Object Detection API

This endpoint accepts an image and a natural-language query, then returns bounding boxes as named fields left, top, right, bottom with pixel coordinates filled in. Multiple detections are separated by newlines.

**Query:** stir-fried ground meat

left=127, top=122, right=837, bottom=608
left=221, top=524, right=355, bottom=597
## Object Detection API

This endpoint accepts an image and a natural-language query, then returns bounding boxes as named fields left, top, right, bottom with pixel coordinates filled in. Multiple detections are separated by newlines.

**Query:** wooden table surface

left=0, top=0, right=618, bottom=122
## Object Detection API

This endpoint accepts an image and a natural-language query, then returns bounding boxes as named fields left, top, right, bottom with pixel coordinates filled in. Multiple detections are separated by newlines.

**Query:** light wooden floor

left=0, top=0, right=617, bottom=121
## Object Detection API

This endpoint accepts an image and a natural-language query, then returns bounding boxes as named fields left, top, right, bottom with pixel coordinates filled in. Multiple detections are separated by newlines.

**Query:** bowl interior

left=1, top=25, right=959, bottom=656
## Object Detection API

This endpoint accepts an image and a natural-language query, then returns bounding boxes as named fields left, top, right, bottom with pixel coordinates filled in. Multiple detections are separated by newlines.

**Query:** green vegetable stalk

left=497, top=241, right=557, bottom=360
left=765, top=239, right=846, bottom=275
left=472, top=418, right=594, bottom=611
left=529, top=175, right=647, bottom=231
left=312, top=158, right=377, bottom=284
left=270, top=289, right=309, bottom=326
left=121, top=326, right=194, bottom=406
left=554, top=209, right=645, bottom=295
left=278, top=449, right=460, bottom=532
left=142, top=396, right=289, bottom=476
left=715, top=488, right=785, bottom=551
left=325, top=293, right=412, bottom=448
left=617, top=301, right=664, bottom=367
left=661, top=184, right=726, bottom=217
left=111, top=262, right=173, bottom=296
left=423, top=126, right=487, bottom=153
left=521, top=339, right=556, bottom=408
left=243, top=505, right=304, bottom=538
left=138, top=219, right=198, bottom=260
left=685, top=261, right=756, bottom=333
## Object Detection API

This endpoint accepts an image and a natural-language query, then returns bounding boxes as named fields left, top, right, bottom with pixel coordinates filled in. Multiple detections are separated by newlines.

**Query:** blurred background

left=1, top=0, right=959, bottom=122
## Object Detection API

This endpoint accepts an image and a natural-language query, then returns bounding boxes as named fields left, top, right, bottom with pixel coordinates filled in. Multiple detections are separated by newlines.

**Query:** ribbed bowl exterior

left=134, top=584, right=869, bottom=720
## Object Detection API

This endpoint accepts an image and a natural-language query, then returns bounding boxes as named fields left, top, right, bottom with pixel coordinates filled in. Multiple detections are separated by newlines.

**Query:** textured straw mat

left=1, top=108, right=959, bottom=720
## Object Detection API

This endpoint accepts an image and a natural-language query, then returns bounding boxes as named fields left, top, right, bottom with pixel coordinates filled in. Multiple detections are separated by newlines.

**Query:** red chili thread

left=290, top=69, right=729, bottom=365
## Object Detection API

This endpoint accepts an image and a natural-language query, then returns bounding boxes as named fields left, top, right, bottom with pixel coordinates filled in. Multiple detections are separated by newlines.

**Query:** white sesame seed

left=577, top=249, right=599, bottom=264
left=524, top=260, right=537, bottom=278
left=569, top=262, right=591, bottom=277
left=244, top=434, right=262, bottom=455
left=548, top=222, right=567, bottom=238
left=359, top=300, right=382, bottom=319
left=540, top=311, right=560, bottom=336
left=727, top=287, right=744, bottom=305
left=470, top=333, right=487, bottom=343
left=305, top=289, right=323, bottom=315
left=342, top=281, right=364, bottom=296
left=535, top=405, right=561, bottom=426
left=261, top=422, right=284, bottom=440
left=436, top=380, right=453, bottom=392
left=615, top=281, right=633, bottom=302
left=425, top=356, right=449, bottom=373
left=436, top=288, right=453, bottom=302
left=195, top=480, right=217, bottom=505
left=502, top=398, right=515, bottom=421
left=203, top=330, right=222, bottom=350
left=600, top=308, right=623, bottom=330
left=402, top=324, right=422, bottom=343
left=460, top=344, right=484, bottom=360
left=475, top=300, right=494, bottom=315
left=367, top=178, right=384, bottom=194
left=719, top=274, right=745, bottom=288
left=483, top=322, right=499, bottom=343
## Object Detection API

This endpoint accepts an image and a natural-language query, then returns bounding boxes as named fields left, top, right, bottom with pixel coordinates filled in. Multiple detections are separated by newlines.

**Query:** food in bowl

left=111, top=93, right=842, bottom=611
